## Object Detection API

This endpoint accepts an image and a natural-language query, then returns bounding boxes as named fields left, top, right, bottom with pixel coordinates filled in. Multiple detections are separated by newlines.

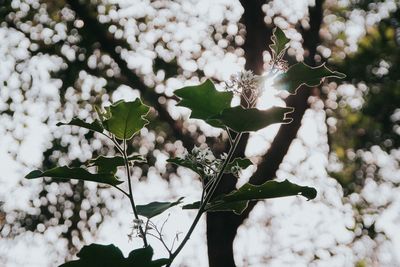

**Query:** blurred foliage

left=325, top=8, right=400, bottom=264
left=0, top=0, right=399, bottom=266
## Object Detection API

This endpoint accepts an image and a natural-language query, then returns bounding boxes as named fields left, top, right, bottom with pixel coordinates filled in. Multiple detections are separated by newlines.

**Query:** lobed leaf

left=87, top=155, right=146, bottom=174
left=174, top=79, right=233, bottom=127
left=25, top=166, right=122, bottom=186
left=270, top=27, right=290, bottom=58
left=102, top=99, right=150, bottom=140
left=212, top=106, right=293, bottom=132
left=57, top=118, right=104, bottom=134
left=137, top=197, right=184, bottom=218
left=274, top=62, right=346, bottom=94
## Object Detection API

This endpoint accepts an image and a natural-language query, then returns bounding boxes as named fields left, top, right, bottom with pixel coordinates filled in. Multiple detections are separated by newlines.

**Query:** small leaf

left=87, top=155, right=146, bottom=174
left=174, top=79, right=233, bottom=127
left=274, top=62, right=346, bottom=94
left=167, top=157, right=204, bottom=176
left=212, top=106, right=293, bottom=132
left=25, top=166, right=122, bottom=186
left=270, top=27, right=290, bottom=58
left=137, top=197, right=184, bottom=218
left=103, top=99, right=150, bottom=140
left=225, top=157, right=253, bottom=173
left=57, top=118, right=104, bottom=134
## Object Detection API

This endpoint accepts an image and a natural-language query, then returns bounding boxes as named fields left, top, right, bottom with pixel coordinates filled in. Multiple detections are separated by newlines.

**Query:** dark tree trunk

left=206, top=1, right=324, bottom=266
left=206, top=1, right=272, bottom=266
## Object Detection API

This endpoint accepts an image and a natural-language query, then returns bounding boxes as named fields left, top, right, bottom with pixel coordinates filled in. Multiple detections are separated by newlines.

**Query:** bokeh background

left=0, top=0, right=400, bottom=266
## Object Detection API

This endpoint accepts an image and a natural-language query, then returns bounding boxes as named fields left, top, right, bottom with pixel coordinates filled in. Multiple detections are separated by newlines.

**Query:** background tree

left=0, top=0, right=399, bottom=266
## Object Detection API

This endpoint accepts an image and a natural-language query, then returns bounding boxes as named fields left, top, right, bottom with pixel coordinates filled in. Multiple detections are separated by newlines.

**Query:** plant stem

left=108, top=135, right=148, bottom=246
left=167, top=132, right=243, bottom=265
left=122, top=139, right=148, bottom=247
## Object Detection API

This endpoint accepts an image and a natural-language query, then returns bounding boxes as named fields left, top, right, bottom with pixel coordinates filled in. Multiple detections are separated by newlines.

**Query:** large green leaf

left=25, top=166, right=122, bottom=186
left=274, top=62, right=346, bottom=94
left=183, top=179, right=317, bottom=215
left=59, top=244, right=169, bottom=267
left=102, top=99, right=150, bottom=140
left=270, top=27, right=290, bottom=58
left=212, top=106, right=293, bottom=132
left=137, top=197, right=184, bottom=218
left=87, top=155, right=146, bottom=174
left=223, top=179, right=317, bottom=202
left=57, top=118, right=104, bottom=134
left=174, top=79, right=233, bottom=127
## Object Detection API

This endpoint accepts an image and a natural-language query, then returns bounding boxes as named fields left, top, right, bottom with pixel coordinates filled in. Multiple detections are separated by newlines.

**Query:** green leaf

left=87, top=155, right=146, bottom=174
left=174, top=79, right=233, bottom=127
left=274, top=62, right=346, bottom=94
left=127, top=246, right=170, bottom=267
left=59, top=244, right=169, bottom=267
left=25, top=166, right=122, bottom=186
left=212, top=106, right=293, bottom=132
left=270, top=27, right=290, bottom=58
left=167, top=157, right=204, bottom=176
left=59, top=244, right=125, bottom=267
left=223, top=179, right=317, bottom=202
left=225, top=157, right=253, bottom=173
left=137, top=197, right=184, bottom=218
left=57, top=118, right=104, bottom=134
left=183, top=179, right=317, bottom=215
left=103, top=99, right=150, bottom=140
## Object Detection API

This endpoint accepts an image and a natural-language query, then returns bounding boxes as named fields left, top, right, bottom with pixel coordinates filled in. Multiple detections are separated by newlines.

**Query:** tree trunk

left=206, top=1, right=324, bottom=266
left=206, top=1, right=272, bottom=266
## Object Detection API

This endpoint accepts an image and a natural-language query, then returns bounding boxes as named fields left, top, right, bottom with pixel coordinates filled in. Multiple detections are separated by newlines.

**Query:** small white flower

left=225, top=70, right=265, bottom=108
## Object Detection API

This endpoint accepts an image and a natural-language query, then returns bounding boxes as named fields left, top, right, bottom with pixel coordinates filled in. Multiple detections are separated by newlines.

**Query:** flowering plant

left=25, top=28, right=344, bottom=267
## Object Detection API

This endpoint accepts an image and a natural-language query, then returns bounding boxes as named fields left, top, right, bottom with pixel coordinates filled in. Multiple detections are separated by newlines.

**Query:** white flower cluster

left=184, top=147, right=242, bottom=179
left=185, top=146, right=220, bottom=178
left=267, top=58, right=289, bottom=74
left=225, top=70, right=264, bottom=108
left=127, top=218, right=144, bottom=241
